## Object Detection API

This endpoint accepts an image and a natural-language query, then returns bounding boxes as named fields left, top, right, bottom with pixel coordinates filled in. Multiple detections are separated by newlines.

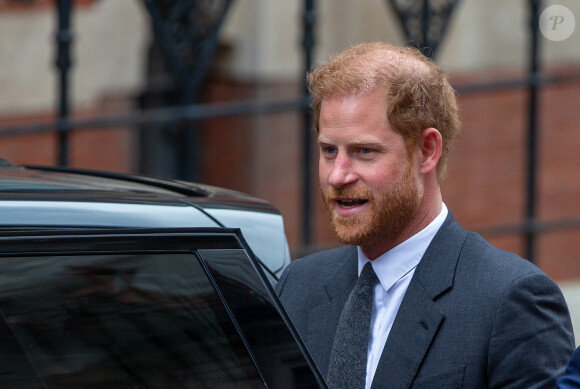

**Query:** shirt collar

left=357, top=203, right=448, bottom=292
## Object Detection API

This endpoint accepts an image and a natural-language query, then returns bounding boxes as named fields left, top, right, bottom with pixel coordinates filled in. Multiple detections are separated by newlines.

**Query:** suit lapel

left=371, top=214, right=468, bottom=389
left=307, top=247, right=358, bottom=378
left=371, top=282, right=444, bottom=389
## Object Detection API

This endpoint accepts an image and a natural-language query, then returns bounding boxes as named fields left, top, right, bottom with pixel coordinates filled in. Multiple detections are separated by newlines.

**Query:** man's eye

left=323, top=146, right=337, bottom=154
left=360, top=148, right=373, bottom=154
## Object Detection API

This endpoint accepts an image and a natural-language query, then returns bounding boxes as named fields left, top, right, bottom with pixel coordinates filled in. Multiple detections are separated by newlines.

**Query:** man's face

left=318, top=89, right=423, bottom=254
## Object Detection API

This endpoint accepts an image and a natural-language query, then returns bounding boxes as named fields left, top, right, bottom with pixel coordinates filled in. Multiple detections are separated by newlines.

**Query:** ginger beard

left=321, top=160, right=423, bottom=250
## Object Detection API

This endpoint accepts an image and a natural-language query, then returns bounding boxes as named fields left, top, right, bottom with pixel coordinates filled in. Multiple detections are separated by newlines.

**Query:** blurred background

left=0, top=0, right=579, bottom=340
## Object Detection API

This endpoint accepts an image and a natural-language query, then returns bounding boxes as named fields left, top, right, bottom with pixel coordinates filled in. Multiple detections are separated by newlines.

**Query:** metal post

left=302, top=0, right=316, bottom=248
left=526, top=0, right=541, bottom=262
left=55, top=0, right=73, bottom=166
left=421, top=0, right=431, bottom=57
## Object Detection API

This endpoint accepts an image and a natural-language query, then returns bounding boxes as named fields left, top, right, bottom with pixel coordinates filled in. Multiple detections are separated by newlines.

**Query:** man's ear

left=417, top=128, right=442, bottom=175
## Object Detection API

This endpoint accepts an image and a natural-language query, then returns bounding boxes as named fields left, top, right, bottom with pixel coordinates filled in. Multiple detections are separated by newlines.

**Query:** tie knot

left=358, top=262, right=378, bottom=287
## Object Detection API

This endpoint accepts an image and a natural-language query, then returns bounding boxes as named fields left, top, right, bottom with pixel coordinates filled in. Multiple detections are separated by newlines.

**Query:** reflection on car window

left=0, top=253, right=264, bottom=388
left=200, top=249, right=323, bottom=389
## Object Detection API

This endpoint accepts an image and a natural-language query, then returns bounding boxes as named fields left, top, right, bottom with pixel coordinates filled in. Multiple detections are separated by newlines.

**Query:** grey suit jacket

left=276, top=213, right=575, bottom=388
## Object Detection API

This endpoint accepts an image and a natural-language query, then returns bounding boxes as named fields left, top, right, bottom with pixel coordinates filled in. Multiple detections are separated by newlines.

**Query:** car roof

left=0, top=160, right=289, bottom=277
left=0, top=163, right=273, bottom=228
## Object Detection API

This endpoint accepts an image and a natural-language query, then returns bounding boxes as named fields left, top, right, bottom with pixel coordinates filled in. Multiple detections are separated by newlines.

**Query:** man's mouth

left=336, top=198, right=368, bottom=209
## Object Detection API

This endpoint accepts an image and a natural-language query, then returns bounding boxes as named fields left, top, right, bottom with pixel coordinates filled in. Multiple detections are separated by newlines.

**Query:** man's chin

left=331, top=219, right=371, bottom=246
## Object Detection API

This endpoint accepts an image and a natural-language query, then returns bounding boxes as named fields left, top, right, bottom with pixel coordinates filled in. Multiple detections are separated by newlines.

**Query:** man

left=276, top=42, right=574, bottom=388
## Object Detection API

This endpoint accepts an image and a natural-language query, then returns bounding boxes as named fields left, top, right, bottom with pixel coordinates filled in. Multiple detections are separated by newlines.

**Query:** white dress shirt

left=358, top=203, right=448, bottom=389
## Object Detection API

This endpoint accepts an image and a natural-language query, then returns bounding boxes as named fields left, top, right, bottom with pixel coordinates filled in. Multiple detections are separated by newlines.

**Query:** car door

left=0, top=228, right=326, bottom=389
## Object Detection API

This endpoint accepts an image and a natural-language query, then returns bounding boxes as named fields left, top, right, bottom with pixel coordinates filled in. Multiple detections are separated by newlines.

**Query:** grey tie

left=327, top=262, right=378, bottom=389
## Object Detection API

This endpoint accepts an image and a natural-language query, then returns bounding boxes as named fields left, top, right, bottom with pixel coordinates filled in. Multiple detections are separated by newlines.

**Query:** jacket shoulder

left=460, top=231, right=545, bottom=278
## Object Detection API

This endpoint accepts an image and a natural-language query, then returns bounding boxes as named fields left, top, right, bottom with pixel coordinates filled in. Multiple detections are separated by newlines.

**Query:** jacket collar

left=414, top=212, right=467, bottom=300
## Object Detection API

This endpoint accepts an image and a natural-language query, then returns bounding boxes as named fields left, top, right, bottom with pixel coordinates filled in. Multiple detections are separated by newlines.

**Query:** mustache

left=322, top=186, right=374, bottom=200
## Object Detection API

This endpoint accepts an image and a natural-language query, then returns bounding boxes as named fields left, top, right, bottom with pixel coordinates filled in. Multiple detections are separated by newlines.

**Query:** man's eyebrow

left=351, top=139, right=383, bottom=146
left=317, top=136, right=383, bottom=145
left=317, top=136, right=333, bottom=144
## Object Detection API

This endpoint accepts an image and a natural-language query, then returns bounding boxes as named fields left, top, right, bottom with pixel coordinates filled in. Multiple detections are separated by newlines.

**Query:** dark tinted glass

left=0, top=253, right=264, bottom=388
left=200, top=249, right=324, bottom=389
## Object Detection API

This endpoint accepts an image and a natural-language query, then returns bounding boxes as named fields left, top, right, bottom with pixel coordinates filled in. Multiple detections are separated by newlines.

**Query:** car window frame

left=0, top=227, right=327, bottom=389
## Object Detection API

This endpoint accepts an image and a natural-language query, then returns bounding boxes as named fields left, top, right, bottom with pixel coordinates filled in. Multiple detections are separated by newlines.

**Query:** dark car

left=0, top=159, right=326, bottom=388
left=0, top=158, right=290, bottom=281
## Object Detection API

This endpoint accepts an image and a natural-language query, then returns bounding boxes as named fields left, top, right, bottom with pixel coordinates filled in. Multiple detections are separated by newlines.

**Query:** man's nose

left=327, top=155, right=357, bottom=188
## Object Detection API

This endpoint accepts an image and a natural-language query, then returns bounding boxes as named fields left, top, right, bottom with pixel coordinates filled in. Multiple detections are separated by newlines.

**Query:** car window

left=0, top=252, right=263, bottom=388
left=0, top=229, right=325, bottom=389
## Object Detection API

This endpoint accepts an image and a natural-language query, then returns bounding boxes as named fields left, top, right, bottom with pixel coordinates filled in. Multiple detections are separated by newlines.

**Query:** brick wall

left=444, top=68, right=580, bottom=281
left=0, top=96, right=136, bottom=172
